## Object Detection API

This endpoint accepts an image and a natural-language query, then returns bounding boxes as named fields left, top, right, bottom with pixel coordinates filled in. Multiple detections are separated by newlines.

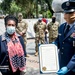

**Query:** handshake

left=57, top=66, right=69, bottom=75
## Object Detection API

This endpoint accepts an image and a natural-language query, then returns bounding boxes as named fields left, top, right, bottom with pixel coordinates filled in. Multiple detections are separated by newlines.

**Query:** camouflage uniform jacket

left=47, top=21, right=59, bottom=39
left=16, top=20, right=28, bottom=36
left=34, top=21, right=47, bottom=38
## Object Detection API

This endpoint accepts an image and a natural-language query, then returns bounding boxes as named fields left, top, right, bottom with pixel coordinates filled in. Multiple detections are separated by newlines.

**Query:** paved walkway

left=25, top=39, right=57, bottom=75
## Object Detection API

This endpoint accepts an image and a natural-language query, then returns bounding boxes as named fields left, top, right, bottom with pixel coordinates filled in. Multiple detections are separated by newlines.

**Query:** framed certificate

left=39, top=44, right=59, bottom=74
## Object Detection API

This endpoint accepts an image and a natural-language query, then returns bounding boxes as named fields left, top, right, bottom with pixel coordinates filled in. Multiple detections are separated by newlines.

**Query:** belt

left=0, top=66, right=9, bottom=69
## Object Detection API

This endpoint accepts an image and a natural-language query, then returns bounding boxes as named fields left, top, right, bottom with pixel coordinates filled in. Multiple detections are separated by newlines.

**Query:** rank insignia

left=73, top=41, right=75, bottom=47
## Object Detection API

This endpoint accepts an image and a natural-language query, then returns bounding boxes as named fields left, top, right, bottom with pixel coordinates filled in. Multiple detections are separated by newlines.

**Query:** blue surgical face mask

left=6, top=26, right=15, bottom=35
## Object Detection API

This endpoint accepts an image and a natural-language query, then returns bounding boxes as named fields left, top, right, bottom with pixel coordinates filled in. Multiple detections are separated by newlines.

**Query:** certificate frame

left=39, top=44, right=59, bottom=74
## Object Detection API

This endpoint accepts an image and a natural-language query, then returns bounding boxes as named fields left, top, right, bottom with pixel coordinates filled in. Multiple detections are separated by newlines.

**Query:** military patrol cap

left=61, top=1, right=75, bottom=13
left=18, top=13, right=23, bottom=17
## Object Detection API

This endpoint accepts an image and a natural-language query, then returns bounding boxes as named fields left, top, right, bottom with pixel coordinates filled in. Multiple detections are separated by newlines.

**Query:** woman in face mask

left=0, top=15, right=26, bottom=75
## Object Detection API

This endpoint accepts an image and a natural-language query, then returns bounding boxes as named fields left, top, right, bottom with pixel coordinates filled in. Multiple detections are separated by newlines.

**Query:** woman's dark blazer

left=0, top=33, right=26, bottom=73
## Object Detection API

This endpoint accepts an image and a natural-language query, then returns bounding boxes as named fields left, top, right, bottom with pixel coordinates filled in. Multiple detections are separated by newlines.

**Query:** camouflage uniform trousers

left=49, top=37, right=57, bottom=43
left=35, top=37, right=45, bottom=52
left=22, top=34, right=27, bottom=54
left=22, top=34, right=27, bottom=45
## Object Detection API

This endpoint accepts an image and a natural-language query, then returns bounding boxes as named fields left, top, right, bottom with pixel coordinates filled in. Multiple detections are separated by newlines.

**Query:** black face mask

left=38, top=20, right=42, bottom=22
left=52, top=18, right=56, bottom=23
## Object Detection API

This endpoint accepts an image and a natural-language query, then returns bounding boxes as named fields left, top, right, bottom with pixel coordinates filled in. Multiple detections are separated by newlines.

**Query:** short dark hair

left=4, top=15, right=18, bottom=26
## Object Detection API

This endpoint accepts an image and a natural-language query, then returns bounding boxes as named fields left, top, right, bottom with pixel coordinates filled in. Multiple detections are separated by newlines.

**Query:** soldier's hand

left=45, top=29, right=48, bottom=34
left=19, top=32, right=23, bottom=36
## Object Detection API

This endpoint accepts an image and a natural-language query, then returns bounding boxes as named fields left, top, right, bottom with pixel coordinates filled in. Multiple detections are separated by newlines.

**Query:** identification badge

left=73, top=41, right=75, bottom=47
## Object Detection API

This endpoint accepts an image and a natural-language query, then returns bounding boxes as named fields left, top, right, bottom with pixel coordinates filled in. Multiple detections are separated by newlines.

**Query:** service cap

left=61, top=1, right=75, bottom=13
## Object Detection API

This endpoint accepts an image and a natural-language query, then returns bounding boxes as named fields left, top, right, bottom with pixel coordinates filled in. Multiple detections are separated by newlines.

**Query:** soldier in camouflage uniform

left=47, top=16, right=59, bottom=43
left=34, top=18, right=47, bottom=56
left=16, top=13, right=28, bottom=57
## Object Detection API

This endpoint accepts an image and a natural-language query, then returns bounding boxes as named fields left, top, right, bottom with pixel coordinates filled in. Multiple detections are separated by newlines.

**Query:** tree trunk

left=44, top=0, right=54, bottom=15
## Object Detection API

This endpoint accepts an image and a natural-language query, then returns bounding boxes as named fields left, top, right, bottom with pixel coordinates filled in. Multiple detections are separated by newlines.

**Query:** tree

left=1, top=0, right=12, bottom=14
left=15, top=0, right=35, bottom=18
left=1, top=0, right=54, bottom=18
left=44, top=0, right=54, bottom=15
left=10, top=1, right=21, bottom=15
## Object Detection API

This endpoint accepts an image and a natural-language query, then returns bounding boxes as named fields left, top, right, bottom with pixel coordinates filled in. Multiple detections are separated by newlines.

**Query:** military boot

left=26, top=54, right=29, bottom=57
left=34, top=51, right=38, bottom=56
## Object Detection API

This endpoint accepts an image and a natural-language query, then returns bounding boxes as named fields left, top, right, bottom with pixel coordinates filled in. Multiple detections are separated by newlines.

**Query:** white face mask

left=6, top=26, right=15, bottom=35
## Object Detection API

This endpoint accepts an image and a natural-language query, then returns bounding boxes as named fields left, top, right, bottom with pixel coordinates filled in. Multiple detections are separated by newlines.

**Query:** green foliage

left=1, top=0, right=12, bottom=13
left=15, top=0, right=35, bottom=18
left=0, top=0, right=53, bottom=18
left=47, top=10, right=52, bottom=18
left=43, top=10, right=52, bottom=18
left=10, top=1, right=21, bottom=14
left=44, top=0, right=54, bottom=15
left=0, top=3, right=2, bottom=10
